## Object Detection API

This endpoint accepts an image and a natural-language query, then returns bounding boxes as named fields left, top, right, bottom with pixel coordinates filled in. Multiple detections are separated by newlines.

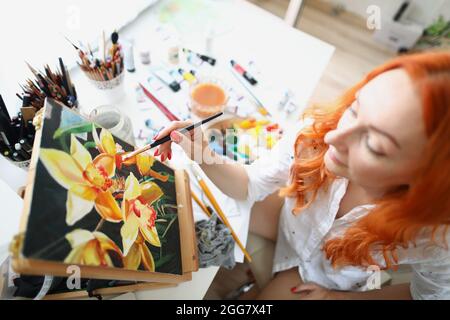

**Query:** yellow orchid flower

left=123, top=233, right=155, bottom=271
left=64, top=229, right=123, bottom=267
left=120, top=172, right=163, bottom=256
left=136, top=153, right=169, bottom=182
left=91, top=126, right=168, bottom=183
left=92, top=125, right=117, bottom=156
left=92, top=126, right=137, bottom=169
left=40, top=135, right=122, bottom=226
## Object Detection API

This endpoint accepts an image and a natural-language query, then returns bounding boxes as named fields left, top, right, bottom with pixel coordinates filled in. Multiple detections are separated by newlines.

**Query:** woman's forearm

left=334, top=283, right=412, bottom=300
left=199, top=149, right=249, bottom=200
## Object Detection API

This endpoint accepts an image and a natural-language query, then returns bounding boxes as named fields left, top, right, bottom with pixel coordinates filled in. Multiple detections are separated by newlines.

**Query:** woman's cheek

left=348, top=151, right=389, bottom=188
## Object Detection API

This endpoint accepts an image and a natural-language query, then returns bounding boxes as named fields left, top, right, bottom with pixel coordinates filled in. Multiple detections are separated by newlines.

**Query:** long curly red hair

left=280, top=51, right=450, bottom=269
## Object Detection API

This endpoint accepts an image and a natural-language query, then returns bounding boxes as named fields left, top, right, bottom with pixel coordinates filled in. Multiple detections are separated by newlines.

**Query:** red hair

left=280, top=51, right=450, bottom=269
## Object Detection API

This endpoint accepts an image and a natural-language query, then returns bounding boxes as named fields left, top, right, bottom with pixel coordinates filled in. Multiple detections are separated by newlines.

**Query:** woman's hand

left=152, top=120, right=209, bottom=162
left=291, top=282, right=413, bottom=300
left=291, top=282, right=340, bottom=300
left=152, top=120, right=251, bottom=201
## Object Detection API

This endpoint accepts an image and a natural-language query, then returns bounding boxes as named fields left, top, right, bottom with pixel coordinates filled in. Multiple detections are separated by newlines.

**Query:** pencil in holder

left=73, top=30, right=126, bottom=103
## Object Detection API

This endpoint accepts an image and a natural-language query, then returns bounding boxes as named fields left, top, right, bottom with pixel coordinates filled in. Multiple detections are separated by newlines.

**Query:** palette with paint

left=205, top=115, right=283, bottom=164
left=11, top=99, right=198, bottom=296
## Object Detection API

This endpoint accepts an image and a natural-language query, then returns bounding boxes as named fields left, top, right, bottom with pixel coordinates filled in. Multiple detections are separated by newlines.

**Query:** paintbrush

left=122, top=112, right=223, bottom=161
left=58, top=58, right=70, bottom=95
left=139, top=83, right=180, bottom=121
left=64, top=35, right=80, bottom=50
left=102, top=31, right=107, bottom=63
left=19, top=60, right=77, bottom=110
left=230, top=68, right=272, bottom=118
left=191, top=190, right=212, bottom=218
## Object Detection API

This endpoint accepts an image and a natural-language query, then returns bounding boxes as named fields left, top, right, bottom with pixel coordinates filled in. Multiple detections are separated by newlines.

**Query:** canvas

left=20, top=100, right=183, bottom=276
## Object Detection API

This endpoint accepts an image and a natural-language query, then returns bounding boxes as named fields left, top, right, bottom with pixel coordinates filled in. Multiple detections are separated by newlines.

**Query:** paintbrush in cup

left=122, top=112, right=223, bottom=161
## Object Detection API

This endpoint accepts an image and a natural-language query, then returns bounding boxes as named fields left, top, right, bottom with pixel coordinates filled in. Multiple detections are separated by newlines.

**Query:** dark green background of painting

left=22, top=103, right=182, bottom=275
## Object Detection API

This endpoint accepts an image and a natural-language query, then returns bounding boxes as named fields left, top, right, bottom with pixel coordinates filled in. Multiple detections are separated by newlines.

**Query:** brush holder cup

left=85, top=72, right=126, bottom=104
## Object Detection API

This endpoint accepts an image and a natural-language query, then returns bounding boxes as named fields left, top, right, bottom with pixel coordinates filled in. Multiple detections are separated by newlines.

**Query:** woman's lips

left=329, top=149, right=348, bottom=168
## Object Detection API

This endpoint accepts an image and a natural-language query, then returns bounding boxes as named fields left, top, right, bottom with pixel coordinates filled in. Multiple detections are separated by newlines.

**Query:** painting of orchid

left=22, top=103, right=183, bottom=275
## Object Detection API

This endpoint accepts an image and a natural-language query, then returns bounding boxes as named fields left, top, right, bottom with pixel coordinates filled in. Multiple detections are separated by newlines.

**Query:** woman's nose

left=324, top=126, right=355, bottom=152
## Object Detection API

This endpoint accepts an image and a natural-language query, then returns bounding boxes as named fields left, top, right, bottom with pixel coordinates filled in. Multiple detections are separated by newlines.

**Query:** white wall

left=0, top=0, right=156, bottom=117
left=323, top=0, right=450, bottom=26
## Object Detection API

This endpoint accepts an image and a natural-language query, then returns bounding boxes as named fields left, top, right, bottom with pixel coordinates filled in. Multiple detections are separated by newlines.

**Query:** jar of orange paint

left=190, top=78, right=228, bottom=119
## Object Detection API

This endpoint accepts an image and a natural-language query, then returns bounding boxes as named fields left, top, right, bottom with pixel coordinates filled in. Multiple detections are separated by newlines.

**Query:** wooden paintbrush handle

left=191, top=191, right=211, bottom=218
left=198, top=179, right=252, bottom=262
left=125, top=144, right=151, bottom=160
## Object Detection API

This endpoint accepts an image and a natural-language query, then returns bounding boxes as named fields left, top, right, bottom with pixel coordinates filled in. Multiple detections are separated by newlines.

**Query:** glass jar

left=189, top=77, right=228, bottom=119
left=89, top=105, right=135, bottom=146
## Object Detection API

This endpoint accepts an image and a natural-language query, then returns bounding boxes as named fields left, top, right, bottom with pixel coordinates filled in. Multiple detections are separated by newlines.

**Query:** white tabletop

left=1, top=0, right=334, bottom=300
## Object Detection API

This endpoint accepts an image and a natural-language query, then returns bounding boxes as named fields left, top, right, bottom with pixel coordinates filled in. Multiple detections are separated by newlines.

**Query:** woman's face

left=324, top=69, right=427, bottom=194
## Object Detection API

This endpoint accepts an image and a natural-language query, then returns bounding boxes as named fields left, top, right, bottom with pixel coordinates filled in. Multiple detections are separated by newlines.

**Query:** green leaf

left=58, top=135, right=69, bottom=153
left=425, top=16, right=450, bottom=36
left=84, top=141, right=97, bottom=149
left=53, top=122, right=98, bottom=140
left=160, top=213, right=178, bottom=220
left=156, top=223, right=166, bottom=235
left=155, top=253, right=175, bottom=269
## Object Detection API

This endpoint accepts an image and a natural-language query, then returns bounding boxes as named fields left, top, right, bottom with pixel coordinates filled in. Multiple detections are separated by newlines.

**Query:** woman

left=154, top=51, right=450, bottom=299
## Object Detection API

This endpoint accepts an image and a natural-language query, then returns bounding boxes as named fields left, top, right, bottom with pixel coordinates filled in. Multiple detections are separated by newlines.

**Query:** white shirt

left=243, top=125, right=450, bottom=300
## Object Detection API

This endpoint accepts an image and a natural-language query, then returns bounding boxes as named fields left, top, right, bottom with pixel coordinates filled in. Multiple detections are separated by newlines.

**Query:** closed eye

left=365, top=135, right=386, bottom=157
left=349, top=107, right=358, bottom=117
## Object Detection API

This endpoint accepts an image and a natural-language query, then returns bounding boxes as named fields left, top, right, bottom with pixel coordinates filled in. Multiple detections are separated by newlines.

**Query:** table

left=59, top=0, right=335, bottom=300
left=2, top=0, right=334, bottom=300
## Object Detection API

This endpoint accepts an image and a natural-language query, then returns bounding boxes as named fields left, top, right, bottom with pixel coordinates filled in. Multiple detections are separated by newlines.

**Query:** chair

left=284, top=0, right=304, bottom=27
